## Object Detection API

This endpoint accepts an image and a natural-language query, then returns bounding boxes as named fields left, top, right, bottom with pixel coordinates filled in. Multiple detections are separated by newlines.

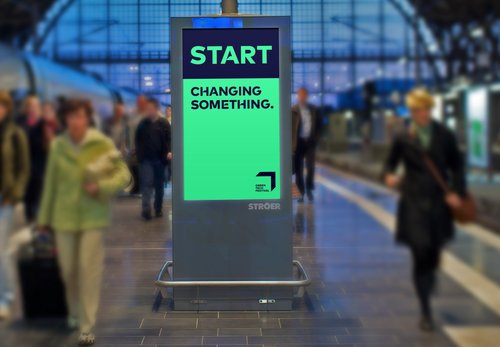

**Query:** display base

left=173, top=287, right=293, bottom=311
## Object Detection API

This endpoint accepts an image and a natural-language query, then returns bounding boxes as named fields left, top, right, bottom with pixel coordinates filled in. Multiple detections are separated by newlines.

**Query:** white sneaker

left=78, top=332, right=95, bottom=346
left=0, top=303, right=11, bottom=321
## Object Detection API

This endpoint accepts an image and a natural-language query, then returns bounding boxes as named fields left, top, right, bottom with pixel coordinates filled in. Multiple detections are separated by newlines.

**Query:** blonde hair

left=406, top=88, right=435, bottom=110
left=0, top=91, right=14, bottom=115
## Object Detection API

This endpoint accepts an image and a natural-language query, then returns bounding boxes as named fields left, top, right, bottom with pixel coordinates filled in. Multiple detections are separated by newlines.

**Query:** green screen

left=183, top=78, right=280, bottom=201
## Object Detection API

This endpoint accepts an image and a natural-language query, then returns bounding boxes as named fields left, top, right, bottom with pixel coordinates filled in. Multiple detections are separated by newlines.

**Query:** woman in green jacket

left=0, top=91, right=30, bottom=320
left=37, top=99, right=130, bottom=346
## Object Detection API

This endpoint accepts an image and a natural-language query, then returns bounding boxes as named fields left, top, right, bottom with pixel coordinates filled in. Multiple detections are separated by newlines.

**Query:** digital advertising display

left=182, top=28, right=281, bottom=201
left=170, top=16, right=292, bottom=311
left=466, top=87, right=490, bottom=168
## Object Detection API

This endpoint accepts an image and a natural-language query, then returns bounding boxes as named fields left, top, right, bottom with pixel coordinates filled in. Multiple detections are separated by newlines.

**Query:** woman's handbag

left=422, top=155, right=476, bottom=224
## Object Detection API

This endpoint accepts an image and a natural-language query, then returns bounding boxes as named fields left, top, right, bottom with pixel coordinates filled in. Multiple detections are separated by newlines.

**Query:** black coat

left=135, top=117, right=171, bottom=163
left=17, top=116, right=47, bottom=181
left=383, top=121, right=466, bottom=249
left=291, top=104, right=322, bottom=152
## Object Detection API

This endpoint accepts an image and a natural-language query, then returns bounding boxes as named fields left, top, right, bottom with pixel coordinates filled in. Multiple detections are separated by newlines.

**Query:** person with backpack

left=0, top=91, right=30, bottom=320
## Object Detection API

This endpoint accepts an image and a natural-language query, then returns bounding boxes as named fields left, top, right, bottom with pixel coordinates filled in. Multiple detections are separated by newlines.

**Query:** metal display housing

left=167, top=15, right=294, bottom=310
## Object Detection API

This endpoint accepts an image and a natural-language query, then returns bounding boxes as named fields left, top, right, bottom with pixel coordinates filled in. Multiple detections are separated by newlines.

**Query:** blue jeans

left=139, top=160, right=165, bottom=213
left=0, top=206, right=14, bottom=305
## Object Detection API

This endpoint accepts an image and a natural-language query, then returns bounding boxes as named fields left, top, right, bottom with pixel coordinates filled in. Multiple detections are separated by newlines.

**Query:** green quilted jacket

left=37, top=129, right=131, bottom=232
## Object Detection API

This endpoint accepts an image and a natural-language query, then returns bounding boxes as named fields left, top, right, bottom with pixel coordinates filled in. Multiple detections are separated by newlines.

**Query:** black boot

left=142, top=210, right=152, bottom=221
left=414, top=272, right=435, bottom=332
left=419, top=316, right=435, bottom=332
left=307, top=190, right=314, bottom=202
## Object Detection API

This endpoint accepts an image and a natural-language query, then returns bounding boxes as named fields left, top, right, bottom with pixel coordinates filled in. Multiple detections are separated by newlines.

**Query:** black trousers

left=24, top=177, right=42, bottom=223
left=165, top=160, right=172, bottom=183
left=129, top=162, right=140, bottom=194
left=294, top=138, right=316, bottom=196
left=139, top=160, right=166, bottom=213
left=410, top=246, right=441, bottom=319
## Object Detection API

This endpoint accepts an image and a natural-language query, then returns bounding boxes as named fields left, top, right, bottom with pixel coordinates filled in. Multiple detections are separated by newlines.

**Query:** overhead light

left=145, top=81, right=154, bottom=87
left=471, top=27, right=484, bottom=38
left=164, top=88, right=171, bottom=93
left=144, top=76, right=152, bottom=81
left=428, top=43, right=439, bottom=53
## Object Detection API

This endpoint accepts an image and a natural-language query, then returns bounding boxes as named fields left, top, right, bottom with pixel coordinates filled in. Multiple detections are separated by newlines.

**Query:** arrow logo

left=256, top=172, right=276, bottom=191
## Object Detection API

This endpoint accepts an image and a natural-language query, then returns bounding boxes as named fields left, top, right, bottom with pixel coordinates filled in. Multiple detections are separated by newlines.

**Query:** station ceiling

left=0, top=0, right=55, bottom=45
left=0, top=0, right=498, bottom=46
left=410, top=0, right=500, bottom=27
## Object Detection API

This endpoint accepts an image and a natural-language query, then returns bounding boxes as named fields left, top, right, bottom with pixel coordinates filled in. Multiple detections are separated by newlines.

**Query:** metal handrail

left=155, top=260, right=311, bottom=288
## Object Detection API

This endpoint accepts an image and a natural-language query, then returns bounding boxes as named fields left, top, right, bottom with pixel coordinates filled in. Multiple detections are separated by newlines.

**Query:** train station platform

left=317, top=148, right=500, bottom=233
left=2, top=165, right=500, bottom=347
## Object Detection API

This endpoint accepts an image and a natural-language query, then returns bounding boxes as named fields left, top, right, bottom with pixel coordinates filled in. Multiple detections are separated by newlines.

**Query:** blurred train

left=0, top=44, right=138, bottom=126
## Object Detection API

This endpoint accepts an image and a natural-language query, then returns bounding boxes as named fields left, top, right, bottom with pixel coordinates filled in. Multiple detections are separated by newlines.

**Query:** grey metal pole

left=221, top=0, right=238, bottom=14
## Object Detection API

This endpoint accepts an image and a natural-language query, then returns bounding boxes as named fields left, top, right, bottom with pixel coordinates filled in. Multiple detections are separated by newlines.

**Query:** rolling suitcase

left=17, top=229, right=68, bottom=319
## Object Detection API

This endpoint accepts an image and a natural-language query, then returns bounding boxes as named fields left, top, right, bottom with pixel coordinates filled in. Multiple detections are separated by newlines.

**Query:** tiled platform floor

left=2, top=169, right=500, bottom=347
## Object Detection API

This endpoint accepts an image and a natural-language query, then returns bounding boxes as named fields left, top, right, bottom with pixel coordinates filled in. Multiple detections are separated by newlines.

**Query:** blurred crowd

left=0, top=86, right=469, bottom=346
left=0, top=91, right=171, bottom=346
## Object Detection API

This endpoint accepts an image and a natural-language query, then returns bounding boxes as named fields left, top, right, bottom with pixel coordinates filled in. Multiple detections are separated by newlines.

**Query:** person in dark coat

left=382, top=88, right=466, bottom=332
left=0, top=91, right=30, bottom=320
left=291, top=88, right=322, bottom=202
left=135, top=98, right=171, bottom=220
left=164, top=105, right=172, bottom=184
left=16, top=95, right=47, bottom=223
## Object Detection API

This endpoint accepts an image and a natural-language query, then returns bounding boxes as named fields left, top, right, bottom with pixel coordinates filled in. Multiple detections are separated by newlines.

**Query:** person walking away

left=0, top=91, right=30, bottom=320
left=136, top=98, right=171, bottom=220
left=291, top=87, right=322, bottom=203
left=126, top=95, right=148, bottom=195
left=17, top=95, right=47, bottom=222
left=164, top=105, right=173, bottom=184
left=382, top=88, right=465, bottom=332
left=37, top=99, right=130, bottom=346
left=105, top=102, right=128, bottom=154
